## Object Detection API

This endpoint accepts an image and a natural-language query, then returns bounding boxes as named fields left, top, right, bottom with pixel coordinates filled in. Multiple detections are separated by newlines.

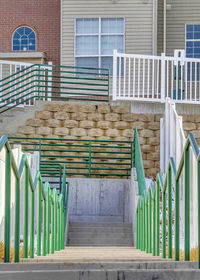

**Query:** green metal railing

left=0, top=136, right=69, bottom=263
left=8, top=136, right=134, bottom=180
left=0, top=64, right=110, bottom=114
left=135, top=129, right=200, bottom=268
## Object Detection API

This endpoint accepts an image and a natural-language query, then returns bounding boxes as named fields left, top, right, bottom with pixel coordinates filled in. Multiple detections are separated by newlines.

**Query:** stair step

left=69, top=227, right=132, bottom=233
left=68, top=232, right=133, bottom=239
left=68, top=238, right=133, bottom=246
left=69, top=222, right=132, bottom=228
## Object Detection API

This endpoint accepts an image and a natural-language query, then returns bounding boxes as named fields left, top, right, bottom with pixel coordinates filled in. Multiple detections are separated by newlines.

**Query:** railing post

left=112, top=49, right=117, bottom=101
left=30, top=187, right=35, bottom=258
left=37, top=179, right=42, bottom=256
left=148, top=191, right=152, bottom=253
left=162, top=189, right=166, bottom=258
left=47, top=186, right=50, bottom=254
left=175, top=178, right=180, bottom=261
left=161, top=53, right=166, bottom=102
left=14, top=178, right=20, bottom=262
left=198, top=159, right=200, bottom=269
left=156, top=181, right=160, bottom=256
left=4, top=149, right=11, bottom=263
left=42, top=197, right=47, bottom=256
left=51, top=199, right=55, bottom=254
left=23, top=165, right=29, bottom=258
left=168, top=167, right=172, bottom=258
left=47, top=62, right=52, bottom=101
left=184, top=147, right=190, bottom=261
left=89, top=140, right=91, bottom=178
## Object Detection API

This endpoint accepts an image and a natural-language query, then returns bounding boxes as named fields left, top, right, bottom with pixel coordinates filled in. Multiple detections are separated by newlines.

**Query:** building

left=0, top=0, right=60, bottom=65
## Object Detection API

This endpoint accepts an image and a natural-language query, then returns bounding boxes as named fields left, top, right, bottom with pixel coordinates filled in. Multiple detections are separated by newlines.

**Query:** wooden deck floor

left=21, top=247, right=171, bottom=263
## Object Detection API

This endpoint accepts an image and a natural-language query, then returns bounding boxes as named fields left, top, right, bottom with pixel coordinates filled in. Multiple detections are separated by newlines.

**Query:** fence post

left=161, top=53, right=166, bottom=102
left=4, top=149, right=11, bottom=263
left=113, top=49, right=117, bottom=101
left=89, top=140, right=91, bottom=178
left=47, top=62, right=52, bottom=101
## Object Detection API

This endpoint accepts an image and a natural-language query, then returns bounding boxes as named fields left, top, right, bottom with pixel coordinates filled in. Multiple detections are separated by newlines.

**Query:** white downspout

left=164, top=0, right=167, bottom=53
left=152, top=0, right=158, bottom=55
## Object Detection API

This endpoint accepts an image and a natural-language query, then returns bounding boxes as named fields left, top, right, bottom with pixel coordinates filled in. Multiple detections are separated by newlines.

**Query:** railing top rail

left=9, top=136, right=133, bottom=144
left=115, top=52, right=162, bottom=60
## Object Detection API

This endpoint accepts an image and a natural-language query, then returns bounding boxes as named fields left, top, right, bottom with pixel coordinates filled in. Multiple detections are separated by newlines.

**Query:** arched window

left=12, top=26, right=36, bottom=51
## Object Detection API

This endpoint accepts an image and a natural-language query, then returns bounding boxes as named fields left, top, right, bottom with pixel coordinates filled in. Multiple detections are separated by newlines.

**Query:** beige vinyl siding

left=61, top=0, right=154, bottom=66
left=166, top=0, right=200, bottom=56
left=157, top=0, right=164, bottom=55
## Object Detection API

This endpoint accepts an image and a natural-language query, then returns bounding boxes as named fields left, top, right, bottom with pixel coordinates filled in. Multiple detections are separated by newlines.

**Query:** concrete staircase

left=67, top=222, right=133, bottom=246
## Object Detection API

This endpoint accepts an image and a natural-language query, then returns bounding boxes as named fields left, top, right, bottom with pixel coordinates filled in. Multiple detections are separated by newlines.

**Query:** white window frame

left=74, top=17, right=125, bottom=71
left=185, top=23, right=200, bottom=58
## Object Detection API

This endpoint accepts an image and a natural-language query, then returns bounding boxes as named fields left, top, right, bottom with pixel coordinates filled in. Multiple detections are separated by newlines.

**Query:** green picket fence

left=0, top=136, right=69, bottom=263
left=135, top=129, right=200, bottom=268
left=0, top=64, right=110, bottom=114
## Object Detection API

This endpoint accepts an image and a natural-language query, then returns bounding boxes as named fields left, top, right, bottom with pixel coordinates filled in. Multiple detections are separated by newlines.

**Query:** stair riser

left=68, top=232, right=133, bottom=239
left=68, top=239, right=133, bottom=246
left=69, top=228, right=132, bottom=233
left=69, top=222, right=132, bottom=228
left=1, top=270, right=200, bottom=280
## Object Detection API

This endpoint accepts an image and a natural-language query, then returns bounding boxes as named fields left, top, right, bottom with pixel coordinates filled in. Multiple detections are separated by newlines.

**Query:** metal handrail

left=8, top=136, right=134, bottom=179
left=0, top=136, right=69, bottom=263
left=135, top=130, right=200, bottom=268
left=0, top=64, right=110, bottom=114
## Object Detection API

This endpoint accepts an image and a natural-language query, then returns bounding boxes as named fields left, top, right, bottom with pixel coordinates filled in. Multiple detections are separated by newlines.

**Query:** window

left=186, top=24, right=200, bottom=58
left=75, top=18, right=124, bottom=74
left=12, top=26, right=36, bottom=51
left=186, top=24, right=200, bottom=80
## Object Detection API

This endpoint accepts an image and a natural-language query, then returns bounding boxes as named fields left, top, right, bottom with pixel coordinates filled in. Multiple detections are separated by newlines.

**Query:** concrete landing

left=21, top=247, right=169, bottom=263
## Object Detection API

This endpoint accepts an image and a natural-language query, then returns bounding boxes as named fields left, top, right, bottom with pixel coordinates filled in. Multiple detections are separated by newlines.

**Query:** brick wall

left=0, top=0, right=60, bottom=65
left=14, top=103, right=161, bottom=179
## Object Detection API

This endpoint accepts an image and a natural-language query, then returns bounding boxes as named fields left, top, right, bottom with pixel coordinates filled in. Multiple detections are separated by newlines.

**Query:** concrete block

left=140, top=129, right=154, bottom=138
left=80, top=120, right=94, bottom=129
left=71, top=128, right=87, bottom=137
left=114, top=121, right=129, bottom=130
left=35, top=111, right=52, bottom=120
left=122, top=129, right=134, bottom=138
left=88, top=128, right=104, bottom=137
left=122, top=113, right=138, bottom=122
left=54, top=127, right=69, bottom=136
left=36, top=126, right=52, bottom=135
left=64, top=120, right=78, bottom=128
left=26, top=118, right=43, bottom=127
left=45, top=119, right=61, bottom=128
left=112, top=105, right=129, bottom=114
left=105, top=113, right=120, bottom=122
left=105, top=129, right=119, bottom=137
left=97, top=104, right=110, bottom=113
left=44, top=103, right=61, bottom=112
left=18, top=126, right=35, bottom=135
left=54, top=112, right=69, bottom=120
left=87, top=113, right=103, bottom=121
left=97, top=121, right=111, bottom=130
left=71, top=112, right=87, bottom=121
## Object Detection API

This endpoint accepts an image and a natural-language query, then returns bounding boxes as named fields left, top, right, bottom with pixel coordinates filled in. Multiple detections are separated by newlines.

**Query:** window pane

left=13, top=45, right=20, bottom=51
left=101, top=35, right=124, bottom=55
left=187, top=32, right=194, bottom=39
left=187, top=25, right=194, bottom=32
left=76, top=57, right=99, bottom=73
left=194, top=32, right=200, bottom=39
left=76, top=18, right=99, bottom=34
left=101, top=57, right=113, bottom=74
left=76, top=36, right=98, bottom=55
left=101, top=18, right=124, bottom=33
left=194, top=25, right=200, bottom=32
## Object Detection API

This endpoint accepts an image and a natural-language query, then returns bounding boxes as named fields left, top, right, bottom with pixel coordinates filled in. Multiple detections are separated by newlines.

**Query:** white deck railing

left=113, top=49, right=200, bottom=104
